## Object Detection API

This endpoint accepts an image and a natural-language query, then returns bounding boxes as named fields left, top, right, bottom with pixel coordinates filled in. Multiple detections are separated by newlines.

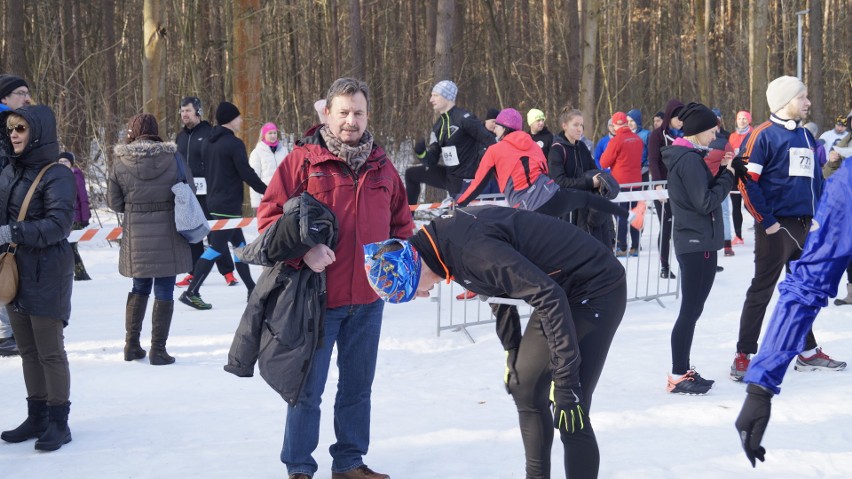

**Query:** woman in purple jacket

left=58, top=152, right=90, bottom=281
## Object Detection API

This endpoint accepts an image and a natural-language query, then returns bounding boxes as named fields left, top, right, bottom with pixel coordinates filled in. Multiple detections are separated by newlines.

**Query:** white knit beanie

left=766, top=76, right=806, bottom=114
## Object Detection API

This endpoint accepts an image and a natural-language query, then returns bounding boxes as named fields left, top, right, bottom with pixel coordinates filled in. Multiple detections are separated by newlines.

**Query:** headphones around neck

left=770, top=114, right=798, bottom=131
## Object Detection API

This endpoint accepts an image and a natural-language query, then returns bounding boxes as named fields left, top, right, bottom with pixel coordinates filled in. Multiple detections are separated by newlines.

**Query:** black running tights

left=671, top=251, right=717, bottom=376
left=508, top=281, right=626, bottom=479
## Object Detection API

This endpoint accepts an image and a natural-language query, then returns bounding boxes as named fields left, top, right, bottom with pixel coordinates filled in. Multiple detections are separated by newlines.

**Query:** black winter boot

left=149, top=299, right=175, bottom=365
left=1, top=398, right=48, bottom=443
left=124, top=292, right=148, bottom=361
left=34, top=402, right=72, bottom=451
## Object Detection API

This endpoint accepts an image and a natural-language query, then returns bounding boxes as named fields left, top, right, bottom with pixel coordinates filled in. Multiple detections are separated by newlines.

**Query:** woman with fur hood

left=248, top=122, right=287, bottom=208
left=108, top=113, right=192, bottom=366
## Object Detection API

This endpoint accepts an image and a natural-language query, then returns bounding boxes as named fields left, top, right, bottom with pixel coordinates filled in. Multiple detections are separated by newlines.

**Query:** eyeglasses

left=6, top=124, right=27, bottom=134
left=8, top=90, right=30, bottom=98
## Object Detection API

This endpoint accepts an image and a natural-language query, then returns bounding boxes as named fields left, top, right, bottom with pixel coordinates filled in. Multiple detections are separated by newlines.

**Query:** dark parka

left=661, top=144, right=735, bottom=255
left=0, top=105, right=75, bottom=323
left=108, top=140, right=193, bottom=278
left=410, top=206, right=625, bottom=389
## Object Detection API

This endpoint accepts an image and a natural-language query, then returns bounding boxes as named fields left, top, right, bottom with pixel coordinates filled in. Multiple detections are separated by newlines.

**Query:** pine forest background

left=2, top=0, right=850, bottom=208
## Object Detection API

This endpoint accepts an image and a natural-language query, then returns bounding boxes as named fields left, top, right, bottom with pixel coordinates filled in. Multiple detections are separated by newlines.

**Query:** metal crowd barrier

left=423, top=181, right=679, bottom=342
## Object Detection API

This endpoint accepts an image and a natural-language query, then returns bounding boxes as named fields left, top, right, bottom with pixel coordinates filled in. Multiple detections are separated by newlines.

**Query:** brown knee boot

left=149, top=299, right=175, bottom=365
left=124, top=293, right=148, bottom=361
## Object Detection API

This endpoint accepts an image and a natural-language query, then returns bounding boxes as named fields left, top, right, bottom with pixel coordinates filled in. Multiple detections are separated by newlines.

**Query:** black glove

left=550, top=382, right=585, bottom=434
left=731, top=156, right=750, bottom=180
left=414, top=138, right=427, bottom=157
left=735, top=383, right=772, bottom=467
left=503, top=348, right=519, bottom=394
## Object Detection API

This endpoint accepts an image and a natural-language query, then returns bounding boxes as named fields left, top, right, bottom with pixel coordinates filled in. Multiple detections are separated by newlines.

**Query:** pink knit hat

left=260, top=122, right=279, bottom=147
left=495, top=108, right=523, bottom=131
left=736, top=110, right=752, bottom=124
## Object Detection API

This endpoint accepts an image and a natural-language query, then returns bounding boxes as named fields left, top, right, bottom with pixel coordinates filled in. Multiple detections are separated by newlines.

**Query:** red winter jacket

left=600, top=126, right=644, bottom=185
left=257, top=130, right=414, bottom=309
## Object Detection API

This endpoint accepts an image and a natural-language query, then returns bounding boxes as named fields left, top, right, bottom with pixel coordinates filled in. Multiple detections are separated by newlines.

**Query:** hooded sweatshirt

left=202, top=125, right=267, bottom=217
left=456, top=130, right=557, bottom=211
left=627, top=109, right=650, bottom=168
left=648, top=99, right=685, bottom=181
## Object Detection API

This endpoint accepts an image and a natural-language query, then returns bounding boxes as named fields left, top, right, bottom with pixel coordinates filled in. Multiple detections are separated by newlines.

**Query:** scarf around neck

left=320, top=125, right=374, bottom=172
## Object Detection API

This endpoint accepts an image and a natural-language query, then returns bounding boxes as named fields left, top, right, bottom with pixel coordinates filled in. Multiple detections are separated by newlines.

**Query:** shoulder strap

left=17, top=162, right=59, bottom=222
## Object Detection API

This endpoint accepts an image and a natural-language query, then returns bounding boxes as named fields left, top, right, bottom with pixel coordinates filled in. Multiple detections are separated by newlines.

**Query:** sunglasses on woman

left=6, top=124, right=27, bottom=134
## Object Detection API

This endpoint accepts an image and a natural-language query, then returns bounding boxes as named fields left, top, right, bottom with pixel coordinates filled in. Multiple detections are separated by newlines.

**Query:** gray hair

left=325, top=78, right=370, bottom=111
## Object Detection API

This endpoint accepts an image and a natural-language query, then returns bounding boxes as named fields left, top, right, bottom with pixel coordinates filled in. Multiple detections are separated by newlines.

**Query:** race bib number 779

left=788, top=148, right=814, bottom=178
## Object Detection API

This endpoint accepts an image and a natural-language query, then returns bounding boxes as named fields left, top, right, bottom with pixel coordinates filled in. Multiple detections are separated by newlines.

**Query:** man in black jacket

left=364, top=206, right=627, bottom=479
left=179, top=102, right=267, bottom=310
left=174, top=96, right=237, bottom=288
left=404, top=80, right=495, bottom=204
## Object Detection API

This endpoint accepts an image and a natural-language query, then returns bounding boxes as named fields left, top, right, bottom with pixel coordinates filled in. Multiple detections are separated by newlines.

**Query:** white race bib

left=788, top=148, right=814, bottom=178
left=194, top=177, right=208, bottom=195
left=441, top=145, right=460, bottom=166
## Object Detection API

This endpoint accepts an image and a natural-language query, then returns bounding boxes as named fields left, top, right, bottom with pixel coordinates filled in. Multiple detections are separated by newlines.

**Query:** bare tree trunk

left=565, top=0, right=580, bottom=107
left=349, top=0, right=365, bottom=79
left=434, top=0, right=454, bottom=81
left=142, top=0, right=168, bottom=124
left=4, top=0, right=26, bottom=77
left=233, top=0, right=262, bottom=215
left=749, top=0, right=769, bottom=121
left=580, top=0, right=599, bottom=132
left=807, top=0, right=825, bottom=129
left=102, top=0, right=118, bottom=139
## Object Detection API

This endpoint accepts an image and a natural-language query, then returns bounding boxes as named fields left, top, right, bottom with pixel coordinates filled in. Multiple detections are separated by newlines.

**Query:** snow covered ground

left=1, top=218, right=851, bottom=478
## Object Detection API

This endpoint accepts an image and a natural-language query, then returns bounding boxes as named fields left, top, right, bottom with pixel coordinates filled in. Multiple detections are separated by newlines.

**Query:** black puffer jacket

left=225, top=192, right=338, bottom=405
left=0, top=105, right=75, bottom=323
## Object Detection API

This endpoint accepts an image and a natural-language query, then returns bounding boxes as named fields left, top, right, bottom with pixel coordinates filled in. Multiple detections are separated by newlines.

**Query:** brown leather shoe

left=331, top=465, right=390, bottom=479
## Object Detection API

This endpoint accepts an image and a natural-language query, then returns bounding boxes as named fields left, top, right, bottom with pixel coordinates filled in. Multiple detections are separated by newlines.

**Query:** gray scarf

left=320, top=125, right=374, bottom=173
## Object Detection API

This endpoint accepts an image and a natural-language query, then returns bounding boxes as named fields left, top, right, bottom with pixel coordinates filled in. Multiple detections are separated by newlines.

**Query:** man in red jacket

left=600, top=112, right=644, bottom=256
left=257, top=78, right=414, bottom=479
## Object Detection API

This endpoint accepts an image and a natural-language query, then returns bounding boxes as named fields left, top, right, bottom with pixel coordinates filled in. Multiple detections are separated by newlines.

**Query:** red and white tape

left=68, top=217, right=257, bottom=243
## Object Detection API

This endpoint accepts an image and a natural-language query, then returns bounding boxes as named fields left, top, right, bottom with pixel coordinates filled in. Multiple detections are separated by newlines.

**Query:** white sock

left=800, top=347, right=819, bottom=358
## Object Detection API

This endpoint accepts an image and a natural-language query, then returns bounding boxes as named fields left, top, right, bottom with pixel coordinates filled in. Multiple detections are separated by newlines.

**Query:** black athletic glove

left=503, top=348, right=519, bottom=394
left=735, top=383, right=772, bottom=467
left=731, top=156, right=750, bottom=180
left=550, top=382, right=585, bottom=434
left=414, top=138, right=427, bottom=157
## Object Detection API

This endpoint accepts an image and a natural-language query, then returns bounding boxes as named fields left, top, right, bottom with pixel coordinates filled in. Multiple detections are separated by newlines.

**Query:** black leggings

left=730, top=193, right=743, bottom=239
left=654, top=200, right=673, bottom=268
left=671, top=251, right=717, bottom=375
left=187, top=222, right=254, bottom=295
left=189, top=195, right=234, bottom=276
left=508, top=281, right=626, bottom=479
left=404, top=165, right=465, bottom=205
left=536, top=188, right=628, bottom=222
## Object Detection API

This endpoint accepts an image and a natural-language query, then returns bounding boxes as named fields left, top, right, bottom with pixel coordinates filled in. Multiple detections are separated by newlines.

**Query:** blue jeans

left=281, top=300, right=385, bottom=476
left=131, top=276, right=177, bottom=301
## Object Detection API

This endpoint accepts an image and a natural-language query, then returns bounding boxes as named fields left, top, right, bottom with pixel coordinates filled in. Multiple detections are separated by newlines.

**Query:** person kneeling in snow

left=364, top=206, right=627, bottom=479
